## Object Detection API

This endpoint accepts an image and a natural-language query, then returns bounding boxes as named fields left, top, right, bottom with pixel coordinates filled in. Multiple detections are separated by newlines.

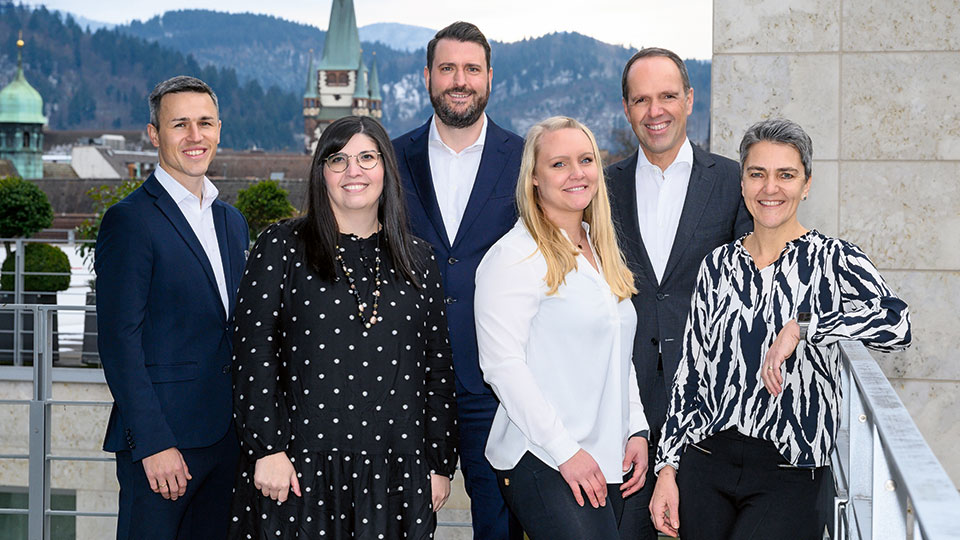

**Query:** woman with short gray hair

left=648, top=118, right=911, bottom=539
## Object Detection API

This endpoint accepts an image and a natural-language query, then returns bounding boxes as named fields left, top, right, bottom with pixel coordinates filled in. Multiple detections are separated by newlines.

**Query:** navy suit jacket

left=606, top=145, right=752, bottom=434
left=393, top=118, right=524, bottom=395
left=95, top=174, right=248, bottom=461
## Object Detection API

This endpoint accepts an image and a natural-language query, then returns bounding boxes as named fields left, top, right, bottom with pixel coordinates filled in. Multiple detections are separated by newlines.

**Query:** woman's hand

left=649, top=465, right=680, bottom=537
left=558, top=449, right=607, bottom=508
left=762, top=319, right=801, bottom=396
left=254, top=451, right=301, bottom=503
left=430, top=474, right=451, bottom=512
left=620, top=436, right=649, bottom=497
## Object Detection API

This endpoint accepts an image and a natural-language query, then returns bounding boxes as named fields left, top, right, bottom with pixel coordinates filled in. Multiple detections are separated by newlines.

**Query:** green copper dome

left=0, top=42, right=47, bottom=125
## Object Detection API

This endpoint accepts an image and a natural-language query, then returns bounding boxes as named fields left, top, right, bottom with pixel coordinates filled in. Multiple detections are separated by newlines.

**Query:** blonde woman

left=475, top=116, right=649, bottom=539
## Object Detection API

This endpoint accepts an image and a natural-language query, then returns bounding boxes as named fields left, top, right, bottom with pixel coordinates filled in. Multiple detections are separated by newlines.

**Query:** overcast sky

left=37, top=0, right=713, bottom=59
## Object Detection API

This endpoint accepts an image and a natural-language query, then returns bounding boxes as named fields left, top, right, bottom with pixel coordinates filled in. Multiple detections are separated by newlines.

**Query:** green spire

left=304, top=49, right=317, bottom=98
left=368, top=52, right=382, bottom=101
left=319, top=0, right=362, bottom=70
left=352, top=52, right=368, bottom=99
left=0, top=31, right=47, bottom=125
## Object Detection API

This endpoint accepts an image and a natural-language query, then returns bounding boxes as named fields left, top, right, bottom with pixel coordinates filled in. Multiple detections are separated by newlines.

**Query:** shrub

left=75, top=180, right=142, bottom=269
left=0, top=176, right=53, bottom=251
left=1, top=243, right=71, bottom=292
left=235, top=180, right=296, bottom=242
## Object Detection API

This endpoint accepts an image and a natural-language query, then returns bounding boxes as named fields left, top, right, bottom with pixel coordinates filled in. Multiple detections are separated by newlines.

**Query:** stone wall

left=711, top=0, right=960, bottom=484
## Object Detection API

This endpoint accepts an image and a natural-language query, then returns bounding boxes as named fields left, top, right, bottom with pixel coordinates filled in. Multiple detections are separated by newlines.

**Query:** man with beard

left=393, top=21, right=524, bottom=540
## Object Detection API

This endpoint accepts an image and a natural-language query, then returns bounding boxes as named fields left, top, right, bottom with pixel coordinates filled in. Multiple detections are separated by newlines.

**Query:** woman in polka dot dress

left=228, top=116, right=458, bottom=540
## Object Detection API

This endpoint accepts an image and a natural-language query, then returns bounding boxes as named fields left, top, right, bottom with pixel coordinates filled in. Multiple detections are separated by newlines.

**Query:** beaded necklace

left=335, top=233, right=382, bottom=329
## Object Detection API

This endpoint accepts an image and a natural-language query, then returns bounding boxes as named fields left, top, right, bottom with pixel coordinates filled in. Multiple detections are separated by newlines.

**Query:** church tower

left=303, top=0, right=384, bottom=152
left=0, top=32, right=47, bottom=179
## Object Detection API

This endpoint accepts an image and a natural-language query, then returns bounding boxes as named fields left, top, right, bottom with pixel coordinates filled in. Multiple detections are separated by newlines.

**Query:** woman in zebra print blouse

left=648, top=118, right=911, bottom=539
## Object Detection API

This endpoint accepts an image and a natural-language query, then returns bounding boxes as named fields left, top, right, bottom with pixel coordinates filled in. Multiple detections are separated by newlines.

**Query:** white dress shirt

left=475, top=221, right=648, bottom=482
left=154, top=165, right=230, bottom=317
left=635, top=138, right=694, bottom=283
left=428, top=114, right=487, bottom=243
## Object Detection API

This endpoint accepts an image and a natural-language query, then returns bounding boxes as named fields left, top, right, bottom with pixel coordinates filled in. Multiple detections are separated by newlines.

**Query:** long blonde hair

left=516, top=116, right=637, bottom=300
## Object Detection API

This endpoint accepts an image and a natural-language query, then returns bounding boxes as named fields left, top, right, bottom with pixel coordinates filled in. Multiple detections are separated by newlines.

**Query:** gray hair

left=739, top=118, right=813, bottom=179
left=148, top=76, right=219, bottom=127
left=621, top=47, right=691, bottom=101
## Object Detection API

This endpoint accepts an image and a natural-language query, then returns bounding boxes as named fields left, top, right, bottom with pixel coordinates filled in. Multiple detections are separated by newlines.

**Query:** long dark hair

left=295, top=116, right=422, bottom=285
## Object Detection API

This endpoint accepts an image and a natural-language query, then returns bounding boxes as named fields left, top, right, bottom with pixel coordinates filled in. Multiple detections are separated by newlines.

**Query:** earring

left=802, top=194, right=808, bottom=201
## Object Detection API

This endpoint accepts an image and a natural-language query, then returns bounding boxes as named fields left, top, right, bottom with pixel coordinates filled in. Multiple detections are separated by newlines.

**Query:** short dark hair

left=739, top=118, right=814, bottom=180
left=621, top=47, right=691, bottom=101
left=148, top=76, right=219, bottom=127
left=426, top=21, right=491, bottom=71
left=296, top=116, right=423, bottom=285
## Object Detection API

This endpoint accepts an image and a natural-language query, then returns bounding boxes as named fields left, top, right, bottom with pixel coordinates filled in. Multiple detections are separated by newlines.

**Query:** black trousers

left=115, top=429, right=239, bottom=540
left=677, top=430, right=825, bottom=540
left=495, top=452, right=625, bottom=540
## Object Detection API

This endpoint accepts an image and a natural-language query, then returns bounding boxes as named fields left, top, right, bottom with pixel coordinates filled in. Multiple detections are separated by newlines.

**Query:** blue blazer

left=393, top=118, right=524, bottom=395
left=606, top=145, right=753, bottom=433
left=95, top=174, right=248, bottom=461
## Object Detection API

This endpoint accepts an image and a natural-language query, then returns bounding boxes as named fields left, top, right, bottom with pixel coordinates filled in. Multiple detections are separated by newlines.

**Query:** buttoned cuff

left=542, top=433, right=580, bottom=466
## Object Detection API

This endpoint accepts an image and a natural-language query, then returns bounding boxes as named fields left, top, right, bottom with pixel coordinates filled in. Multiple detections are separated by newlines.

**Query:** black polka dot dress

left=228, top=221, right=458, bottom=540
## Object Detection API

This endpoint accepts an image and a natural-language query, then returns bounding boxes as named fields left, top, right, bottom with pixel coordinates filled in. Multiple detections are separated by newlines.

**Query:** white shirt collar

left=154, top=164, right=219, bottom=210
left=636, top=137, right=693, bottom=172
left=428, top=113, right=488, bottom=155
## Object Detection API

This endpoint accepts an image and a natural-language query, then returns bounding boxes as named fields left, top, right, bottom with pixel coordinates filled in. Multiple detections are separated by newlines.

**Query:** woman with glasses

left=228, top=116, right=458, bottom=540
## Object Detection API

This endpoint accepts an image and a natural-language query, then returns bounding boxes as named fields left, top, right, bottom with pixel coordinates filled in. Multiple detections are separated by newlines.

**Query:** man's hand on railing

left=142, top=447, right=192, bottom=500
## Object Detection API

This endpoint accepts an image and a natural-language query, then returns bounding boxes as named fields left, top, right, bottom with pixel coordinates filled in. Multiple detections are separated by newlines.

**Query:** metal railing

left=0, top=234, right=99, bottom=368
left=2, top=301, right=958, bottom=538
left=831, top=341, right=960, bottom=539
left=0, top=304, right=113, bottom=540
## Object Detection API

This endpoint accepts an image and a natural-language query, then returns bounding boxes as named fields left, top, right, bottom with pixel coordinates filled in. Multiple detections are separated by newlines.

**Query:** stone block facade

left=712, top=0, right=960, bottom=485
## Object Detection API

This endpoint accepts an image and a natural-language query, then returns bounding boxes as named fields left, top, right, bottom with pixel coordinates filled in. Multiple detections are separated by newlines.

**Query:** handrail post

left=13, top=237, right=24, bottom=366
left=847, top=363, right=873, bottom=538
left=27, top=306, right=50, bottom=540
left=872, top=427, right=908, bottom=537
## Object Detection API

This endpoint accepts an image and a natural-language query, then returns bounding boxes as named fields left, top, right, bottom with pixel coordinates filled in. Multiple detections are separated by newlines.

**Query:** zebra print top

left=656, top=230, right=911, bottom=471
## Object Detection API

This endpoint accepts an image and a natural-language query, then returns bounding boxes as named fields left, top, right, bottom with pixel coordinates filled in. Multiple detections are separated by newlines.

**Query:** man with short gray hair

left=97, top=75, right=248, bottom=540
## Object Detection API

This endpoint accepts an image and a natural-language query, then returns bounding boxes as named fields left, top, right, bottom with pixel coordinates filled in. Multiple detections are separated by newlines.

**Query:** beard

left=429, top=82, right=490, bottom=129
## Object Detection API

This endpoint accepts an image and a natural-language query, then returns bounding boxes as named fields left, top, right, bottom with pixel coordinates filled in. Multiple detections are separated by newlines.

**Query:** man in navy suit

left=605, top=48, right=752, bottom=539
left=96, top=76, right=248, bottom=540
left=392, top=21, right=524, bottom=540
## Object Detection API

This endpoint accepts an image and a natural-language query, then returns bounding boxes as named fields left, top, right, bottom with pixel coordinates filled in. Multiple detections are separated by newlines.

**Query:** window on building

left=24, top=132, right=31, bottom=149
left=0, top=488, right=76, bottom=540
left=326, top=71, right=349, bottom=87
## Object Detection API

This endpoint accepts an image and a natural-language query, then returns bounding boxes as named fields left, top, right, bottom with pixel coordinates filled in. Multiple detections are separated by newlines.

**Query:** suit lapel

left=213, top=203, right=234, bottom=316
left=661, top=146, right=718, bottom=282
left=614, top=152, right=659, bottom=287
left=144, top=175, right=225, bottom=319
left=452, top=122, right=510, bottom=249
left=404, top=123, right=451, bottom=248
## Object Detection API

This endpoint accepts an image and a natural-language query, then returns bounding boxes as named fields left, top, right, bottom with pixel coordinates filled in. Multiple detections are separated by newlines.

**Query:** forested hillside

left=0, top=5, right=712, bottom=153
left=0, top=4, right=301, bottom=150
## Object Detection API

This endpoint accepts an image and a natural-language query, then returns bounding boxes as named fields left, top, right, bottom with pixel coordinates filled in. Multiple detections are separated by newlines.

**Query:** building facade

left=0, top=33, right=46, bottom=179
left=303, top=0, right=383, bottom=152
left=711, top=0, right=960, bottom=485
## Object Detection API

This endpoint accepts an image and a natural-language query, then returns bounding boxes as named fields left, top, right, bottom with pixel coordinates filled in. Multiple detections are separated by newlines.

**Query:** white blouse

left=475, top=221, right=648, bottom=482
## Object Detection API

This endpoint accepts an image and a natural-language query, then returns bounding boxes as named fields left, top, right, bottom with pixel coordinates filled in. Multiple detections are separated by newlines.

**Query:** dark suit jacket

left=393, top=118, right=524, bottom=395
left=606, top=144, right=752, bottom=433
left=95, top=173, right=248, bottom=461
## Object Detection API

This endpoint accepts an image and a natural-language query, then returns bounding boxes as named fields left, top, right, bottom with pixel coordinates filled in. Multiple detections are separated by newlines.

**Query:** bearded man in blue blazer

left=392, top=21, right=524, bottom=540
left=96, top=76, right=248, bottom=540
